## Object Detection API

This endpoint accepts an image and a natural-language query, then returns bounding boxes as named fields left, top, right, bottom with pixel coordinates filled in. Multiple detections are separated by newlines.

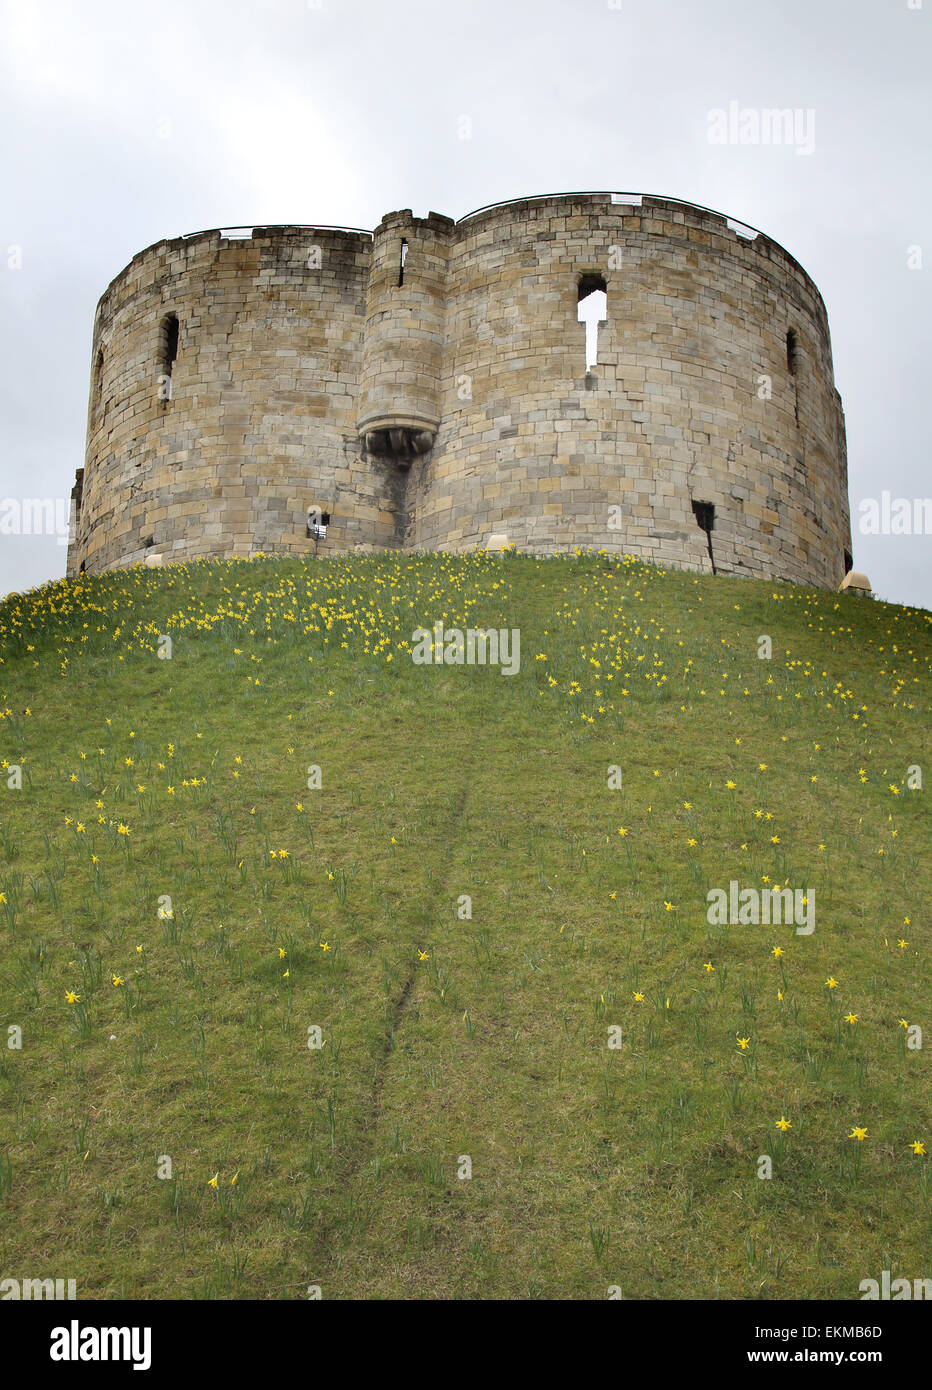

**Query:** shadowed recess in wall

left=691, top=499, right=716, bottom=574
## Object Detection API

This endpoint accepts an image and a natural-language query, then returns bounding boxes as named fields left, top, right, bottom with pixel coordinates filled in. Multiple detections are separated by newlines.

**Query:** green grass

left=0, top=549, right=928, bottom=1299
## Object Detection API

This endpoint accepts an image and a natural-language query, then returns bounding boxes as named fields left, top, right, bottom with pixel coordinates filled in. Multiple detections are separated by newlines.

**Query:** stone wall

left=68, top=194, right=851, bottom=588
left=72, top=225, right=396, bottom=574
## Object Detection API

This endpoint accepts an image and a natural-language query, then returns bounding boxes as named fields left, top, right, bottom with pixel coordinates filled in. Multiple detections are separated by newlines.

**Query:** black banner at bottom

left=3, top=1298, right=927, bottom=1374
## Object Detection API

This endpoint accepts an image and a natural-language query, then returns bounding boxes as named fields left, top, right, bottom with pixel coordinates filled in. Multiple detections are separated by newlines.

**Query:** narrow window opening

left=398, top=238, right=408, bottom=287
left=577, top=273, right=607, bottom=373
left=93, top=348, right=104, bottom=413
left=786, top=328, right=800, bottom=425
left=691, top=499, right=717, bottom=574
left=158, top=313, right=180, bottom=403
left=163, top=314, right=179, bottom=370
left=843, top=548, right=853, bottom=574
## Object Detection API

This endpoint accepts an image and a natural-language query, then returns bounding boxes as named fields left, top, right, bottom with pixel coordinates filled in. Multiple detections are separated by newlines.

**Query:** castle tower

left=67, top=194, right=852, bottom=590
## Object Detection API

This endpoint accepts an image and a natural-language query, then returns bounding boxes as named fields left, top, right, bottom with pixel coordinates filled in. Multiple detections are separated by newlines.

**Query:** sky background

left=1, top=0, right=929, bottom=607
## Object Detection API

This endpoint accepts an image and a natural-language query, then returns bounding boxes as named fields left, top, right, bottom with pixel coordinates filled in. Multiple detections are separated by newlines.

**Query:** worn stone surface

left=68, top=195, right=852, bottom=587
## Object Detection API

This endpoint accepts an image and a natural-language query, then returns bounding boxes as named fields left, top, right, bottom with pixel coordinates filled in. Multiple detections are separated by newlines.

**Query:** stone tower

left=68, top=192, right=852, bottom=587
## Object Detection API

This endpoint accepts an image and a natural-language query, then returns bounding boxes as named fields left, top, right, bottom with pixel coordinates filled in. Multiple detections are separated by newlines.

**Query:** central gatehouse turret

left=357, top=210, right=453, bottom=466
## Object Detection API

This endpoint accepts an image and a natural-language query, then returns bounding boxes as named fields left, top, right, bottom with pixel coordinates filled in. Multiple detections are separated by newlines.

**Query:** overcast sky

left=1, top=0, right=929, bottom=607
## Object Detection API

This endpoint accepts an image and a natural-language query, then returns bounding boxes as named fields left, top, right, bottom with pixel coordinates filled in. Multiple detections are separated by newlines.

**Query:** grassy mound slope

left=0, top=551, right=928, bottom=1299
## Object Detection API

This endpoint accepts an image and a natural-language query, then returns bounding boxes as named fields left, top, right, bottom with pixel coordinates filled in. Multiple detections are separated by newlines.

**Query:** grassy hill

left=0, top=550, right=928, bottom=1300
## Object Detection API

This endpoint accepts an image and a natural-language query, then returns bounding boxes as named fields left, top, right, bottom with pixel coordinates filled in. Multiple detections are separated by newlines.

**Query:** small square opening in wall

left=691, top=500, right=715, bottom=532
left=307, top=509, right=331, bottom=540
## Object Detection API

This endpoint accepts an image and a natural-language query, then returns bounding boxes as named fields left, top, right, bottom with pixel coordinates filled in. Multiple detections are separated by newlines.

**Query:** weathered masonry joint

left=68, top=193, right=852, bottom=588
